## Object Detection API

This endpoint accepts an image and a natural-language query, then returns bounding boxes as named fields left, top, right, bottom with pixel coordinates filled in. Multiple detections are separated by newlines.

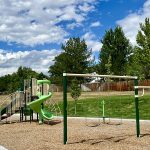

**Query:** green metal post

left=134, top=79, right=140, bottom=137
left=63, top=74, right=67, bottom=144
left=101, top=100, right=105, bottom=123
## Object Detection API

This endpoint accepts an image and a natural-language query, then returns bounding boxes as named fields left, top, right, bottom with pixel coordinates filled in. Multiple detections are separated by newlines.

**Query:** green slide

left=27, top=80, right=54, bottom=124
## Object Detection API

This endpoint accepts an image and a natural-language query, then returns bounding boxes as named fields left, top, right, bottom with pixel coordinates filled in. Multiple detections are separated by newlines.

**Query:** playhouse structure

left=0, top=78, right=60, bottom=124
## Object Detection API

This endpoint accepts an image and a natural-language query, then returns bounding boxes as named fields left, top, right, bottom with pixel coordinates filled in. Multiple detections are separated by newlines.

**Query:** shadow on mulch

left=140, top=133, right=150, bottom=137
left=44, top=119, right=62, bottom=125
left=0, top=119, right=62, bottom=126
left=68, top=134, right=136, bottom=145
left=104, top=122, right=123, bottom=126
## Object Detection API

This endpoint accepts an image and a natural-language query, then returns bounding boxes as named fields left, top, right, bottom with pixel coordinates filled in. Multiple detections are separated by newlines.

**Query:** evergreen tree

left=70, top=78, right=81, bottom=115
left=49, top=53, right=67, bottom=84
left=49, top=37, right=92, bottom=84
left=105, top=55, right=113, bottom=75
left=99, top=26, right=132, bottom=75
left=38, top=72, right=49, bottom=80
left=134, top=18, right=150, bottom=79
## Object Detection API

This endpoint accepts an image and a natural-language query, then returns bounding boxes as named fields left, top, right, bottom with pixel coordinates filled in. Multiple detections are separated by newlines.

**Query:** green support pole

left=63, top=73, right=67, bottom=144
left=101, top=100, right=105, bottom=123
left=134, top=79, right=140, bottom=137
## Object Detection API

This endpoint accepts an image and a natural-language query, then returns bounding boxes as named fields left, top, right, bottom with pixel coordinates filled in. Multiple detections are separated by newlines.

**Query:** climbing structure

left=0, top=92, right=24, bottom=122
left=0, top=78, right=61, bottom=123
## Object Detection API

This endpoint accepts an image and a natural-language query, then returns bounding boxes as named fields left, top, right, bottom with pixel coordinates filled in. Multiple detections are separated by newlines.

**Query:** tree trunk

left=74, top=99, right=77, bottom=115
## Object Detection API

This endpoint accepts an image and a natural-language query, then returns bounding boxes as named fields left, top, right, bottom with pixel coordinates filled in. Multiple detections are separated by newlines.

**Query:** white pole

left=134, top=86, right=150, bottom=89
left=134, top=86, right=150, bottom=97
left=63, top=73, right=137, bottom=79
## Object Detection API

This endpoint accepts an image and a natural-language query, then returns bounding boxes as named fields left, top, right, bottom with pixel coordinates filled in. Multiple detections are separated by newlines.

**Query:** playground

left=0, top=117, right=150, bottom=150
left=0, top=74, right=150, bottom=150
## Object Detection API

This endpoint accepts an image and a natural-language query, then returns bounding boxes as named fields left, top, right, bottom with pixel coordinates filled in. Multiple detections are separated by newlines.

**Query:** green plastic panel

left=37, top=80, right=51, bottom=85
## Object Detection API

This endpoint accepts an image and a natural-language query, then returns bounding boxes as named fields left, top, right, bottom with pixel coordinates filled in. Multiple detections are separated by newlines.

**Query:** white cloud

left=66, top=22, right=82, bottom=30
left=90, top=21, right=102, bottom=27
left=0, top=49, right=60, bottom=76
left=78, top=2, right=95, bottom=12
left=82, top=32, right=102, bottom=52
left=116, top=0, right=150, bottom=45
left=0, top=0, right=96, bottom=46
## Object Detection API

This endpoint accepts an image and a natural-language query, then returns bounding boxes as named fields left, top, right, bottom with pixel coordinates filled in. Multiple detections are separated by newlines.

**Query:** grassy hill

left=58, top=94, right=150, bottom=120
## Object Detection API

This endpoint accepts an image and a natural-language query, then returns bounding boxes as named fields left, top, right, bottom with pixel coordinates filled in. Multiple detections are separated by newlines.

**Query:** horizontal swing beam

left=63, top=73, right=137, bottom=79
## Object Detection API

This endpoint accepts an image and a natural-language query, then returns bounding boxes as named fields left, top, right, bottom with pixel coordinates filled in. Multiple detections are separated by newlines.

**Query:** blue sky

left=0, top=0, right=149, bottom=76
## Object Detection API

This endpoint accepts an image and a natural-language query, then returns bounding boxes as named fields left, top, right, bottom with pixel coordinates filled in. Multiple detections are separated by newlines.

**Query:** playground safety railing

left=0, top=91, right=24, bottom=123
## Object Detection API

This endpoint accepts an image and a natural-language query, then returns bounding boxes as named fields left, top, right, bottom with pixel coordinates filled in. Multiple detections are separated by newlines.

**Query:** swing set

left=62, top=73, right=148, bottom=144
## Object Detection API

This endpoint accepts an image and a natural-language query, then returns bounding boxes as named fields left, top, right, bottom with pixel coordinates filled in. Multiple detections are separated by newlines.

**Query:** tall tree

left=134, top=18, right=150, bottom=79
left=17, top=66, right=39, bottom=79
left=99, top=26, right=132, bottom=75
left=70, top=78, right=81, bottom=115
left=49, top=37, right=92, bottom=84
left=49, top=53, right=66, bottom=84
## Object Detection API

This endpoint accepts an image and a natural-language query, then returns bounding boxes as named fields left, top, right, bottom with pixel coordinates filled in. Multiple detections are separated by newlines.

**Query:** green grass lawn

left=58, top=95, right=150, bottom=120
